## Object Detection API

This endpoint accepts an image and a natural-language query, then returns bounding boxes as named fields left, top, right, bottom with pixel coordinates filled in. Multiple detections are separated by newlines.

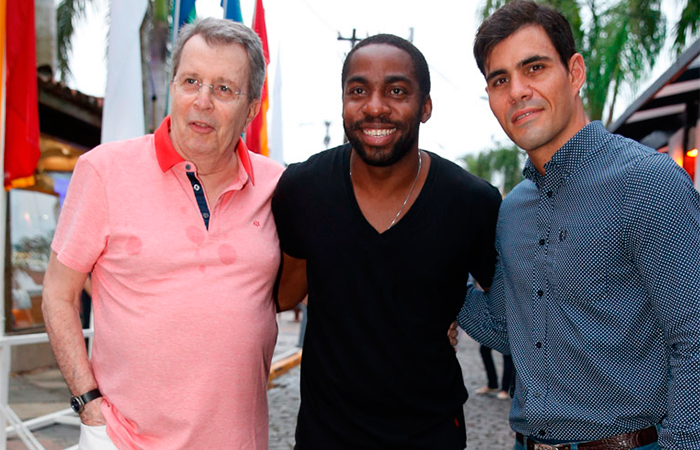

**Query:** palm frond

left=56, top=0, right=93, bottom=83
left=672, top=0, right=700, bottom=54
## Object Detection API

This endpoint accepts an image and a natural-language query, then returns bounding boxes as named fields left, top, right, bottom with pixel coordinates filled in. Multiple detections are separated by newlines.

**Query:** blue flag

left=222, top=0, right=243, bottom=22
left=176, top=0, right=196, bottom=27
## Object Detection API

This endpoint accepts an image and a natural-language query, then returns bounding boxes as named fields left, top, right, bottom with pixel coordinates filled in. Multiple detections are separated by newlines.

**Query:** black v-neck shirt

left=273, top=144, right=502, bottom=449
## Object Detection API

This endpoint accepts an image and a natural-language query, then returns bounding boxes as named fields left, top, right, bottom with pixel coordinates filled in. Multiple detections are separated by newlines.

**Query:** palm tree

left=479, top=0, right=698, bottom=125
left=55, top=0, right=172, bottom=133
left=672, top=0, right=700, bottom=54
left=56, top=0, right=94, bottom=84
left=463, top=144, right=526, bottom=195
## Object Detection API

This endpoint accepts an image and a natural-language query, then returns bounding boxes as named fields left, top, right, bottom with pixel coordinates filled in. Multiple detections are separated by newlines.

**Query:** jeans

left=479, top=345, right=514, bottom=390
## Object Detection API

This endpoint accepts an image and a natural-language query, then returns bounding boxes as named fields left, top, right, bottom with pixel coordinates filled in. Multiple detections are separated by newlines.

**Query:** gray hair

left=171, top=17, right=266, bottom=100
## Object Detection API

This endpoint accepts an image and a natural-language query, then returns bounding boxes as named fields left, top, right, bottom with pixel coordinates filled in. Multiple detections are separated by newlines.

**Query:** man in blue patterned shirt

left=458, top=1, right=700, bottom=449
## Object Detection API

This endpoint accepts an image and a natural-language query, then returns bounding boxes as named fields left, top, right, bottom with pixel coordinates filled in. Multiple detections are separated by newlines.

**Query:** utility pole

left=324, top=121, right=331, bottom=149
left=337, top=29, right=361, bottom=49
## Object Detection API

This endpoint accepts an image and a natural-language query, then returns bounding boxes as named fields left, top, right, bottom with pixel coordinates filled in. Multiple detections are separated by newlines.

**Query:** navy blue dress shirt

left=458, top=121, right=700, bottom=449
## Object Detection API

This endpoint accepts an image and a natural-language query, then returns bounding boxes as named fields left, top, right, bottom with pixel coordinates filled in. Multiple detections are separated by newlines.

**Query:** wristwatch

left=70, top=388, right=102, bottom=414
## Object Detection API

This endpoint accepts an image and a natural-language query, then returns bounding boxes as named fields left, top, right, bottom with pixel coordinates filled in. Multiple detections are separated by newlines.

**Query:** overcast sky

left=66, top=0, right=682, bottom=166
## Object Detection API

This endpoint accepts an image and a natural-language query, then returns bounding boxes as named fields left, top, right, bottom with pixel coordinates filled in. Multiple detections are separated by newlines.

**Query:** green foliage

left=56, top=0, right=92, bottom=83
left=673, top=0, right=700, bottom=54
left=584, top=0, right=666, bottom=122
left=463, top=144, right=526, bottom=195
left=55, top=0, right=172, bottom=84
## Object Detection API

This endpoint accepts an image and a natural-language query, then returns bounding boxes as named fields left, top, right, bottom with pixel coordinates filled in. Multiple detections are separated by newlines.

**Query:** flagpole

left=0, top=0, right=9, bottom=445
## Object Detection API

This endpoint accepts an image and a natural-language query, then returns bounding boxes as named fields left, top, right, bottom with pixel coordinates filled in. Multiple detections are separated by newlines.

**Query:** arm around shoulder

left=457, top=281, right=509, bottom=355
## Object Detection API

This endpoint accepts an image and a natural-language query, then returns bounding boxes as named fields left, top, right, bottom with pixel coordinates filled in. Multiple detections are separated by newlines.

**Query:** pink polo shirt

left=52, top=117, right=284, bottom=449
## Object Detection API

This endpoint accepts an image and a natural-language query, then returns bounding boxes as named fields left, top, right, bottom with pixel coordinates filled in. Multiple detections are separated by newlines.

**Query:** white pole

left=0, top=14, right=9, bottom=448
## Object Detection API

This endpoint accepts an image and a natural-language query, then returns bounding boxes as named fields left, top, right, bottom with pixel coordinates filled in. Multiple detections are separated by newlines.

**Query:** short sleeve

left=51, top=156, right=110, bottom=273
left=469, top=183, right=502, bottom=289
left=271, top=165, right=306, bottom=259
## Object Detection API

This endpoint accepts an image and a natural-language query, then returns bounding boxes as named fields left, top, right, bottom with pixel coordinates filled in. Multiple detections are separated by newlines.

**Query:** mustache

left=508, top=99, right=546, bottom=114
left=348, top=117, right=399, bottom=129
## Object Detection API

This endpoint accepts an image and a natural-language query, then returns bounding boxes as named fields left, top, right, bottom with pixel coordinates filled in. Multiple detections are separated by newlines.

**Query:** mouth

left=189, top=120, right=215, bottom=132
left=511, top=108, right=540, bottom=124
left=363, top=128, right=396, bottom=137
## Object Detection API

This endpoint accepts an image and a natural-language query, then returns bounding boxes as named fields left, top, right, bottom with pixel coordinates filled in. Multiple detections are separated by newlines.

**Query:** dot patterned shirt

left=458, top=121, right=700, bottom=449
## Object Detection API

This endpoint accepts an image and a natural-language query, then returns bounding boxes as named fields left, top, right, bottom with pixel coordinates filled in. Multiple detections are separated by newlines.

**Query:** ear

left=420, top=95, right=433, bottom=123
left=567, top=53, right=586, bottom=94
left=244, top=99, right=262, bottom=128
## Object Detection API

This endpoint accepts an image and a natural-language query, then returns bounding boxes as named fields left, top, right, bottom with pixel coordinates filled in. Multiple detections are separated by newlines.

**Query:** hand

left=80, top=398, right=106, bottom=426
left=448, top=321, right=459, bottom=351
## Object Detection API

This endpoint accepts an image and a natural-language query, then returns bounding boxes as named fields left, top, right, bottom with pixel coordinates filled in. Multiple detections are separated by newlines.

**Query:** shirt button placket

left=528, top=183, right=555, bottom=423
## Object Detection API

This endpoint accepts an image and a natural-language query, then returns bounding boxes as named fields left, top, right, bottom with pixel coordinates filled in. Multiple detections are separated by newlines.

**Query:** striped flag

left=3, top=0, right=40, bottom=189
left=222, top=0, right=243, bottom=22
left=245, top=0, right=270, bottom=156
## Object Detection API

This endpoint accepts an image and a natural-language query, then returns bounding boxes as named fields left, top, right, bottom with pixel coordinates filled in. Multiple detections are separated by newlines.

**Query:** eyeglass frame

left=173, top=77, right=247, bottom=102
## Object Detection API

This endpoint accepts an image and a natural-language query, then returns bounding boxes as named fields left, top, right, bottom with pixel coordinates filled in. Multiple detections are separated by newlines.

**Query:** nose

left=193, top=84, right=214, bottom=109
left=508, top=74, right=532, bottom=103
left=361, top=91, right=391, bottom=117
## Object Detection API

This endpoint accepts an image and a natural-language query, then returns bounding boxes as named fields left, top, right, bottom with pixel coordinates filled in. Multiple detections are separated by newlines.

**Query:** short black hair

left=341, top=34, right=431, bottom=100
left=474, top=0, right=576, bottom=76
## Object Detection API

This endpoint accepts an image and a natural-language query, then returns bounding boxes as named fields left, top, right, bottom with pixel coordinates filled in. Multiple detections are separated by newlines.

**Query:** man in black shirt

left=272, top=34, right=502, bottom=449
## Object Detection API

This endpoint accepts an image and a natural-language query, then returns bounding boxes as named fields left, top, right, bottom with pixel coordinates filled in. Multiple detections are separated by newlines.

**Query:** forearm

left=42, top=253, right=104, bottom=424
left=457, top=284, right=509, bottom=355
left=658, top=338, right=700, bottom=449
left=275, top=252, right=308, bottom=311
left=44, top=296, right=96, bottom=395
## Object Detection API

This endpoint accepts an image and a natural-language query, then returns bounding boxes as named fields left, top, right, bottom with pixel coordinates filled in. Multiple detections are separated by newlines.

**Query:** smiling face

left=169, top=34, right=260, bottom=163
left=485, top=25, right=586, bottom=168
left=342, top=44, right=432, bottom=167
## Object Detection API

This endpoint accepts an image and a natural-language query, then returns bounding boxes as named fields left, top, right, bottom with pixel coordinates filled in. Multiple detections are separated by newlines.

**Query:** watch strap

left=80, top=388, right=102, bottom=404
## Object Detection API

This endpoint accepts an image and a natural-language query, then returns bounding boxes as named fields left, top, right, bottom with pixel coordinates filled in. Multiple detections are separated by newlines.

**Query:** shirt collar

left=154, top=115, right=256, bottom=186
left=523, top=121, right=606, bottom=184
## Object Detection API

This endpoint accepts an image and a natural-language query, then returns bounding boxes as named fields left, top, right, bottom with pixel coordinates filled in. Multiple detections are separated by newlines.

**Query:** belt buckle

left=533, top=444, right=559, bottom=450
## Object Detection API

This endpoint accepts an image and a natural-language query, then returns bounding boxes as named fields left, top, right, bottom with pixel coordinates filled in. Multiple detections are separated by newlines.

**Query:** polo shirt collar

left=154, top=116, right=256, bottom=186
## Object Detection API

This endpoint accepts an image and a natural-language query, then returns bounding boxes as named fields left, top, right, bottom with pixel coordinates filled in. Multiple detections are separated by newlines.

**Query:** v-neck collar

left=342, top=145, right=435, bottom=238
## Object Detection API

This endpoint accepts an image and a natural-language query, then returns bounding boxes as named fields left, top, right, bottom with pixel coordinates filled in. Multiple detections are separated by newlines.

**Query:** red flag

left=4, top=0, right=40, bottom=189
left=245, top=0, right=269, bottom=156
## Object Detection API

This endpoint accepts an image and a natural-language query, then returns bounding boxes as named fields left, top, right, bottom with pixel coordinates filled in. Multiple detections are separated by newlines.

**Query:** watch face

left=70, top=396, right=83, bottom=414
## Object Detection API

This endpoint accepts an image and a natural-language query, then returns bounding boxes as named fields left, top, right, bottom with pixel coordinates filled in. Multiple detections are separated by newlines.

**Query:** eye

left=528, top=64, right=545, bottom=73
left=348, top=86, right=366, bottom=96
left=216, top=84, right=231, bottom=94
left=492, top=76, right=508, bottom=87
left=184, top=78, right=199, bottom=85
left=389, top=87, right=406, bottom=97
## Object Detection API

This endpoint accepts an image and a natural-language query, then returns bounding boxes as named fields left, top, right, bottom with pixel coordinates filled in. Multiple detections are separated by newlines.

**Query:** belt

left=516, top=426, right=658, bottom=450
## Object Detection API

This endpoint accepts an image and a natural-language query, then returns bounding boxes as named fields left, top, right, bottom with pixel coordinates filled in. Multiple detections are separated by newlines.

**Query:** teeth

left=516, top=112, right=534, bottom=121
left=364, top=128, right=396, bottom=137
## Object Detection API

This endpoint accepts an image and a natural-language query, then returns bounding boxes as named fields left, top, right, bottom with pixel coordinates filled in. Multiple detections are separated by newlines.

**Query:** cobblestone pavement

left=268, top=329, right=515, bottom=449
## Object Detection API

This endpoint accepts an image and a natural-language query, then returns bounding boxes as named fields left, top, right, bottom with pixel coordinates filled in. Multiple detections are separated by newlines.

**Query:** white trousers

left=79, top=424, right=119, bottom=450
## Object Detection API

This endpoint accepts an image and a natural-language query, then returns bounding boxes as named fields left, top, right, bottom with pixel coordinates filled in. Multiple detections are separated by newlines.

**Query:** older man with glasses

left=42, top=18, right=283, bottom=450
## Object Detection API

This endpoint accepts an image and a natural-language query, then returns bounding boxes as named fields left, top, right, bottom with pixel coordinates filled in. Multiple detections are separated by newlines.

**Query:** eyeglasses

left=174, top=77, right=246, bottom=102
